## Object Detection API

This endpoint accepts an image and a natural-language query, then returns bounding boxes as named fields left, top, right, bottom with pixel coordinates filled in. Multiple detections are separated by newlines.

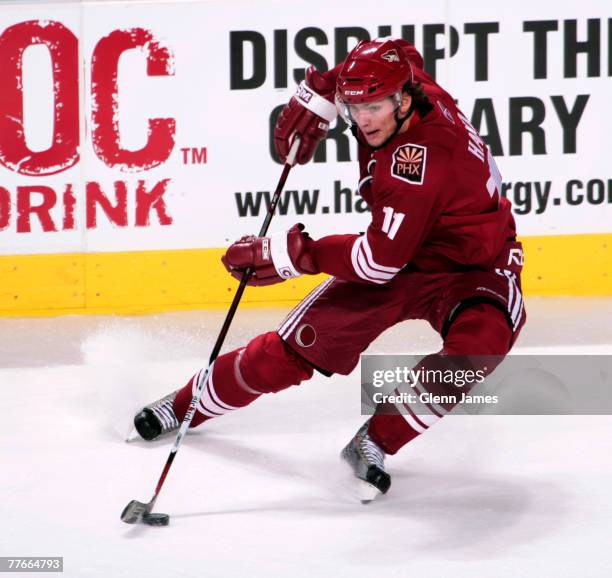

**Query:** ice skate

left=341, top=420, right=391, bottom=503
left=133, top=390, right=180, bottom=441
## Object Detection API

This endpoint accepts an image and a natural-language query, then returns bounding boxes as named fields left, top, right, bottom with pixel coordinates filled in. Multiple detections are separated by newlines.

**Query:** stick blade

left=121, top=499, right=150, bottom=524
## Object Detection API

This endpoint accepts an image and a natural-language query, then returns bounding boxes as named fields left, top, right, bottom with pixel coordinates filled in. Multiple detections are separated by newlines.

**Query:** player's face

left=349, top=94, right=412, bottom=146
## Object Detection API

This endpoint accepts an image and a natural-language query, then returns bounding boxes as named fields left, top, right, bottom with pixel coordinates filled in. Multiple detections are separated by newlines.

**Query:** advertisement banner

left=0, top=0, right=610, bottom=257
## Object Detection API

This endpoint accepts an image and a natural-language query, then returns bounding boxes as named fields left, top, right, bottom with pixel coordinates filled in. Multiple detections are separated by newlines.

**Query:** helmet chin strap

left=349, top=99, right=417, bottom=150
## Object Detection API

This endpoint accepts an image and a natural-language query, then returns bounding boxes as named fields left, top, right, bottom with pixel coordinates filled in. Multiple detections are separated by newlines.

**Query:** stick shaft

left=145, top=139, right=300, bottom=511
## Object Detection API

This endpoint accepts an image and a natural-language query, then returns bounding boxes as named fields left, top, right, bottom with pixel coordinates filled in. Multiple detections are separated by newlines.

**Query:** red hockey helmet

left=335, top=39, right=414, bottom=126
left=336, top=38, right=413, bottom=102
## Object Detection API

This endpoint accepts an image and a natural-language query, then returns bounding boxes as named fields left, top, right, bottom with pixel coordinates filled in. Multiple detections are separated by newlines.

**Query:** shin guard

left=173, top=332, right=314, bottom=428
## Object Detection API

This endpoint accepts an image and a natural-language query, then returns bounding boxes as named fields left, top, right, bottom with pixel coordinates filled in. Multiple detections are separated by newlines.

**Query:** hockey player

left=134, top=39, right=526, bottom=500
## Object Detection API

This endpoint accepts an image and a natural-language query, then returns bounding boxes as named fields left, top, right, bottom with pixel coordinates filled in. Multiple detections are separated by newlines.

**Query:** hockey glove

left=274, top=67, right=338, bottom=165
left=222, top=224, right=319, bottom=286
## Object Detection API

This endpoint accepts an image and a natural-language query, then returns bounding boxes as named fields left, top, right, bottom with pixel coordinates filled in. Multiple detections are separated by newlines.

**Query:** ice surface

left=1, top=297, right=612, bottom=577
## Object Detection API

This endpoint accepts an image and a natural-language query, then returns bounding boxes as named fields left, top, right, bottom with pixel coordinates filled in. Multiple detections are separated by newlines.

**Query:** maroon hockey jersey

left=310, top=43, right=516, bottom=284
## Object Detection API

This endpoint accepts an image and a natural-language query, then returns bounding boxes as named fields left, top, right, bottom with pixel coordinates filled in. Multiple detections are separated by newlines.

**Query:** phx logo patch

left=391, top=144, right=427, bottom=185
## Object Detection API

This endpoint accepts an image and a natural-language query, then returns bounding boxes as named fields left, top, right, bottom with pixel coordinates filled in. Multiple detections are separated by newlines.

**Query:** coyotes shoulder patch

left=391, top=143, right=427, bottom=185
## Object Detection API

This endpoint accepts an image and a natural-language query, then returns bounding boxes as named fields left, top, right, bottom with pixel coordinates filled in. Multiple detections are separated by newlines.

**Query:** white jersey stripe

left=495, top=268, right=523, bottom=331
left=413, top=410, right=441, bottom=427
left=353, top=243, right=386, bottom=283
left=357, top=244, right=394, bottom=282
left=412, top=380, right=448, bottom=417
left=198, top=370, right=227, bottom=416
left=192, top=369, right=223, bottom=418
left=351, top=237, right=396, bottom=284
left=198, top=404, right=223, bottom=418
left=361, top=235, right=401, bottom=273
left=192, top=365, right=237, bottom=417
left=496, top=267, right=515, bottom=315
left=403, top=402, right=430, bottom=430
left=278, top=277, right=335, bottom=339
left=398, top=411, right=427, bottom=433
left=350, top=237, right=368, bottom=281
left=196, top=405, right=222, bottom=419
left=505, top=271, right=515, bottom=315
left=207, top=369, right=239, bottom=411
left=509, top=274, right=522, bottom=325
left=278, top=279, right=330, bottom=339
left=513, top=298, right=524, bottom=330
left=351, top=237, right=383, bottom=283
left=278, top=277, right=333, bottom=338
left=394, top=387, right=441, bottom=427
left=277, top=279, right=328, bottom=336
left=200, top=381, right=228, bottom=415
left=511, top=279, right=524, bottom=329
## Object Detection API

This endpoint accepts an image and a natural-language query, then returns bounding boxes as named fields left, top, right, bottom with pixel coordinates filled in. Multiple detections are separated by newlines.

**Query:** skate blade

left=357, top=479, right=383, bottom=504
left=124, top=427, right=139, bottom=443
